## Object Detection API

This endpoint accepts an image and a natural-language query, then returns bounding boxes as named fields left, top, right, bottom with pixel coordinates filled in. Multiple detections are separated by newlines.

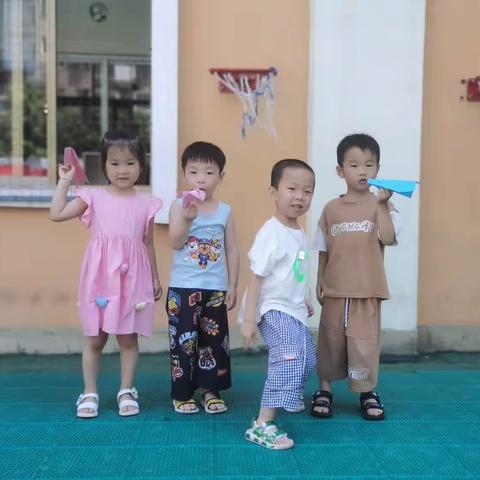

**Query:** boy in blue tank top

left=167, top=142, right=239, bottom=414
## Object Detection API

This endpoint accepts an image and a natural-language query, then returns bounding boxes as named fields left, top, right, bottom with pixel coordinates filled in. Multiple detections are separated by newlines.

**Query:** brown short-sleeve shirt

left=318, top=194, right=390, bottom=299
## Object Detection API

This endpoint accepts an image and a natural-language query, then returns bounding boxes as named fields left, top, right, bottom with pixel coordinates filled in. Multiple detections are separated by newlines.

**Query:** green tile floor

left=2, top=351, right=480, bottom=479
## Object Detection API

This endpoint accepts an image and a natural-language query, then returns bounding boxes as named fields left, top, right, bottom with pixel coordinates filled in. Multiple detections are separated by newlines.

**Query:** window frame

left=0, top=0, right=178, bottom=221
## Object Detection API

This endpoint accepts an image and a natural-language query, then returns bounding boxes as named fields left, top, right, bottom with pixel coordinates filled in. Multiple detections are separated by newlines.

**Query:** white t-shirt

left=238, top=217, right=309, bottom=325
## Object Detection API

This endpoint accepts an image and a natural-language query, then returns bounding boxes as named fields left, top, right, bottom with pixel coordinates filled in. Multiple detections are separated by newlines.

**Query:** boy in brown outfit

left=311, top=134, right=400, bottom=421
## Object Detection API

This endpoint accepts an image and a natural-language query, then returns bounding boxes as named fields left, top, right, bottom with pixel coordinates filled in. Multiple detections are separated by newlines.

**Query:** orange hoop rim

left=209, top=67, right=277, bottom=76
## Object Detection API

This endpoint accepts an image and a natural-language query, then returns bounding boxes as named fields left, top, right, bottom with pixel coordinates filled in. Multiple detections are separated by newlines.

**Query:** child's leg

left=247, top=407, right=294, bottom=449
left=82, top=331, right=109, bottom=392
left=166, top=288, right=199, bottom=411
left=258, top=311, right=307, bottom=413
left=246, top=406, right=293, bottom=449
left=116, top=333, right=139, bottom=415
left=79, top=331, right=109, bottom=414
left=345, top=298, right=383, bottom=417
left=196, top=290, right=231, bottom=412
left=117, top=334, right=139, bottom=388
left=301, top=330, right=318, bottom=409
left=313, top=297, right=348, bottom=416
left=246, top=312, right=308, bottom=449
left=257, top=406, right=277, bottom=424
left=302, top=329, right=317, bottom=385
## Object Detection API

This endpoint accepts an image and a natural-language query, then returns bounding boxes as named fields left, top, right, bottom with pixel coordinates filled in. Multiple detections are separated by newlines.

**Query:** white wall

left=308, top=0, right=425, bottom=335
left=151, top=0, right=178, bottom=223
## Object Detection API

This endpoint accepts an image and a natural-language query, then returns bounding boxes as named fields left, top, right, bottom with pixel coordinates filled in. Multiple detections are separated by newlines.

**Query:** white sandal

left=117, top=387, right=139, bottom=417
left=76, top=392, right=99, bottom=419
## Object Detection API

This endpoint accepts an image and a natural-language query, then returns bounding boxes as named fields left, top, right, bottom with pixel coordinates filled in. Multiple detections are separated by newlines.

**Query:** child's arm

left=144, top=220, right=162, bottom=301
left=376, top=188, right=396, bottom=245
left=224, top=216, right=239, bottom=311
left=316, top=252, right=328, bottom=305
left=305, top=294, right=315, bottom=317
left=314, top=215, right=329, bottom=305
left=241, top=273, right=264, bottom=349
left=50, top=165, right=87, bottom=222
left=168, top=200, right=198, bottom=250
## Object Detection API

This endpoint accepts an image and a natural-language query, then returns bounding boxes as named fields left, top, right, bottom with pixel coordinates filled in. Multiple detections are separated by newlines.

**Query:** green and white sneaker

left=245, top=418, right=294, bottom=450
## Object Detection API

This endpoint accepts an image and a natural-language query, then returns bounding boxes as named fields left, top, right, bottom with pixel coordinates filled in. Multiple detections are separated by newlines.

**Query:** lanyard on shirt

left=293, top=249, right=308, bottom=283
left=283, top=225, right=308, bottom=283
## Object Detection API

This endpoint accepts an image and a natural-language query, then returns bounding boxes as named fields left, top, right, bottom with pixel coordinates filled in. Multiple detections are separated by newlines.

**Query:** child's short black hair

left=337, top=133, right=380, bottom=166
left=181, top=141, right=226, bottom=173
left=270, top=159, right=315, bottom=189
left=100, top=130, right=146, bottom=181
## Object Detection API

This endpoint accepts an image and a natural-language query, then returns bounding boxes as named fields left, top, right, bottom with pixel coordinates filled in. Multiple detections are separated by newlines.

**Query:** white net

left=213, top=68, right=277, bottom=139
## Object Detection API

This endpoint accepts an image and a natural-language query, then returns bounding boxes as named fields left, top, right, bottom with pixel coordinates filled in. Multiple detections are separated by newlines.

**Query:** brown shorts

left=317, top=297, right=381, bottom=392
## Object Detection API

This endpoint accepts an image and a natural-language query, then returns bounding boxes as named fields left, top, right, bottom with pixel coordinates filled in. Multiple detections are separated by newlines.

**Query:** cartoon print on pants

left=188, top=291, right=202, bottom=306
left=171, top=355, right=183, bottom=381
left=167, top=290, right=181, bottom=323
left=168, top=325, right=177, bottom=349
left=200, top=317, right=219, bottom=336
left=192, top=306, right=202, bottom=326
left=206, top=291, right=225, bottom=308
left=179, top=331, right=198, bottom=357
left=198, top=346, right=216, bottom=370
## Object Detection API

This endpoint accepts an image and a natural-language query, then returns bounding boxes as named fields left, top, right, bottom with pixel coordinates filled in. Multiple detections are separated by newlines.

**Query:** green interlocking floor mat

left=2, top=351, right=480, bottom=479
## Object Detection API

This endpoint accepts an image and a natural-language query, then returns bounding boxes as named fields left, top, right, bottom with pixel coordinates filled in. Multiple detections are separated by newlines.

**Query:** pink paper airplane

left=177, top=188, right=206, bottom=208
left=64, top=147, right=88, bottom=185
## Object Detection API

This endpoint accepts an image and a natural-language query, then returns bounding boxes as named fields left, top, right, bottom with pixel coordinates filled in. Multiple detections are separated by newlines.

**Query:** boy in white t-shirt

left=239, top=159, right=316, bottom=450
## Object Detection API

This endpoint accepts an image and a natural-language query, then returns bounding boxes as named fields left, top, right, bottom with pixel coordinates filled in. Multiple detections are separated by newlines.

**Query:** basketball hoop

left=209, top=67, right=278, bottom=139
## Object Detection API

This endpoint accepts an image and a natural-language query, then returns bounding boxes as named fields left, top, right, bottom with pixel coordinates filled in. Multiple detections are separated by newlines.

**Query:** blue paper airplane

left=367, top=179, right=419, bottom=198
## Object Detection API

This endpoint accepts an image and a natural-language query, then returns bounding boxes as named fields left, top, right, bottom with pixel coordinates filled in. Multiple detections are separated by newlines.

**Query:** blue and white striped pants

left=258, top=310, right=317, bottom=411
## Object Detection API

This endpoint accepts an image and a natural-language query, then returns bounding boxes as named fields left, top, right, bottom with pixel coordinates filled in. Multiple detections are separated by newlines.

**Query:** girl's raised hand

left=58, top=164, right=75, bottom=182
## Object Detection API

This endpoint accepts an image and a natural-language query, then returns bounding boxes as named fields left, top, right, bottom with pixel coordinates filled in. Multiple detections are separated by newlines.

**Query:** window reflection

left=55, top=0, right=151, bottom=185
left=0, top=0, right=152, bottom=187
left=0, top=0, right=48, bottom=185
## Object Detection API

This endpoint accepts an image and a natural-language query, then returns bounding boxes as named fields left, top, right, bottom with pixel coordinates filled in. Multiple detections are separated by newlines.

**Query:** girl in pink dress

left=50, top=131, right=163, bottom=419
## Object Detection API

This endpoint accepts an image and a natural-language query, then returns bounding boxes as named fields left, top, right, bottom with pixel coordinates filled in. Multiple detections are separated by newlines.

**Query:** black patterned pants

left=166, top=287, right=231, bottom=401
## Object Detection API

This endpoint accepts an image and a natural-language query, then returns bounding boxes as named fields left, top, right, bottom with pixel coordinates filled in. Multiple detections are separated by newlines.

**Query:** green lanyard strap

left=293, top=249, right=308, bottom=283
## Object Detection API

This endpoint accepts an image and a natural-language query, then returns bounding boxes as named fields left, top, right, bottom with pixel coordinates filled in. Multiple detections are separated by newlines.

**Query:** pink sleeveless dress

left=75, top=188, right=163, bottom=337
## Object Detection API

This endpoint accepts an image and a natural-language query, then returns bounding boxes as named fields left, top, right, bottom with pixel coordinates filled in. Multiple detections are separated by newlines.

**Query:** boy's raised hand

left=241, top=321, right=257, bottom=350
left=375, top=187, right=393, bottom=204
left=181, top=200, right=199, bottom=221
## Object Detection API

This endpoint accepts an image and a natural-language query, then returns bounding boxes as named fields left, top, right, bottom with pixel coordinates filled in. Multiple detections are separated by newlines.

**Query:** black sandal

left=310, top=390, right=333, bottom=418
left=360, top=391, right=385, bottom=421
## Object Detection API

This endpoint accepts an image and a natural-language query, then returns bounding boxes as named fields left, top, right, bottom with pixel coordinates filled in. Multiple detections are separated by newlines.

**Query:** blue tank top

left=169, top=201, right=231, bottom=290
